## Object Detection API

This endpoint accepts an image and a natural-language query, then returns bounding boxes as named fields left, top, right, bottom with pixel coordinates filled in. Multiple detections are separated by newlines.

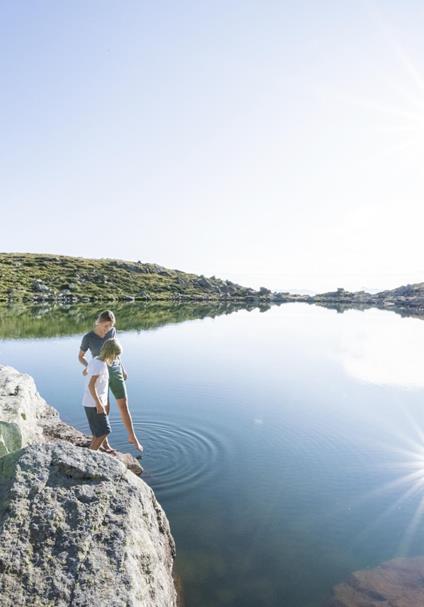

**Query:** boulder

left=32, top=279, right=49, bottom=293
left=259, top=287, right=271, bottom=296
left=0, top=365, right=178, bottom=605
left=0, top=365, right=57, bottom=449
left=195, top=276, right=213, bottom=289
left=328, top=556, right=424, bottom=606
left=0, top=441, right=177, bottom=607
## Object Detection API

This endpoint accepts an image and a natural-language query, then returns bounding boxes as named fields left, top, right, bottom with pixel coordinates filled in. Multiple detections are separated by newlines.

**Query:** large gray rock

left=0, top=441, right=177, bottom=607
left=0, top=365, right=142, bottom=474
left=0, top=365, right=178, bottom=606
left=0, top=365, right=58, bottom=450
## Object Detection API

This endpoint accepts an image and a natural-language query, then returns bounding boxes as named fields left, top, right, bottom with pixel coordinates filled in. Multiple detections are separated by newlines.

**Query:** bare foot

left=128, top=435, right=144, bottom=452
left=104, top=447, right=118, bottom=455
left=101, top=440, right=116, bottom=454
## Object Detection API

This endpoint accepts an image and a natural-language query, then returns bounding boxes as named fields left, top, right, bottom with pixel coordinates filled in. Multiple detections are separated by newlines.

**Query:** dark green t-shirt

left=80, top=328, right=120, bottom=368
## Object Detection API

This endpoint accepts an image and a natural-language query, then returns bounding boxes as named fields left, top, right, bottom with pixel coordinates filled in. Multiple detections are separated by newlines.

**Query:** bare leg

left=89, top=434, right=108, bottom=450
left=101, top=401, right=116, bottom=454
left=116, top=397, right=143, bottom=452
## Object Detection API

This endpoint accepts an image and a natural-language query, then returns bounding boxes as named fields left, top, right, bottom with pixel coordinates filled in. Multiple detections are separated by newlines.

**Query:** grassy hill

left=0, top=253, right=273, bottom=303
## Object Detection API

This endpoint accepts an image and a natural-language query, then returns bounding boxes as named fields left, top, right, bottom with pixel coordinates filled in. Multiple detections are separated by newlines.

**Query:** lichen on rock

left=0, top=365, right=178, bottom=606
left=0, top=441, right=177, bottom=607
left=0, top=420, right=22, bottom=457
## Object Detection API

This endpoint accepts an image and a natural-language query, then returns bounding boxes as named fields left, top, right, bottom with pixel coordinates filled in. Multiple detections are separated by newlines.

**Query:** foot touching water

left=128, top=434, right=143, bottom=452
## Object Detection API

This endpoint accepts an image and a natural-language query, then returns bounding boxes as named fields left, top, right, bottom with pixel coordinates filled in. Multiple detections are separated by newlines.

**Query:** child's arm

left=88, top=375, right=105, bottom=414
left=79, top=334, right=90, bottom=374
left=79, top=350, right=89, bottom=375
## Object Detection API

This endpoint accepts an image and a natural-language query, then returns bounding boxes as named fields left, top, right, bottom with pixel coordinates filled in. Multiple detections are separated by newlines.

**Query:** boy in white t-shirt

left=83, top=338, right=122, bottom=451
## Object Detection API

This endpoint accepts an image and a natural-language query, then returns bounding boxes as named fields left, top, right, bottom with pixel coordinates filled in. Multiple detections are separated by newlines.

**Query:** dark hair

left=95, top=310, right=116, bottom=325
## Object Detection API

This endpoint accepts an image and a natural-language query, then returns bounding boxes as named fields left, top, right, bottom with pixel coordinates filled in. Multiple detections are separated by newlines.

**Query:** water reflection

left=314, top=301, right=424, bottom=322
left=0, top=300, right=272, bottom=339
left=338, top=309, right=424, bottom=388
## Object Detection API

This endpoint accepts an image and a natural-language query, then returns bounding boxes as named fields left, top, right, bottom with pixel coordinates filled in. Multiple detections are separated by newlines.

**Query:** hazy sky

left=1, top=1, right=424, bottom=293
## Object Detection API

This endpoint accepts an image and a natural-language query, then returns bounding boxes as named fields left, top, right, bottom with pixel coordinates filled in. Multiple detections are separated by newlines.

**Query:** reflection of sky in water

left=2, top=303, right=424, bottom=606
left=337, top=308, right=424, bottom=388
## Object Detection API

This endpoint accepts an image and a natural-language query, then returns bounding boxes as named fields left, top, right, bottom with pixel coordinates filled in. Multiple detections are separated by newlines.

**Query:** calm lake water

left=2, top=301, right=424, bottom=606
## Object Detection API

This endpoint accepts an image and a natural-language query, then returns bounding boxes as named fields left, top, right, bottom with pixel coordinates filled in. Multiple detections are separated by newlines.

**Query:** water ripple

left=131, top=419, right=227, bottom=498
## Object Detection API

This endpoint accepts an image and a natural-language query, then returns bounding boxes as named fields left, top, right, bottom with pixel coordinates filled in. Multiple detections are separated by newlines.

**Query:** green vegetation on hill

left=0, top=253, right=273, bottom=303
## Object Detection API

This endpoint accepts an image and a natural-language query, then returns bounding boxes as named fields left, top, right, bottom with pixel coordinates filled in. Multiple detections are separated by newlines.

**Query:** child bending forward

left=83, top=338, right=122, bottom=451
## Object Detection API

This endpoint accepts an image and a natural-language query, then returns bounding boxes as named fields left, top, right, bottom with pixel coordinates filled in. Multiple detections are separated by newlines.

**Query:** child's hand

left=82, top=368, right=88, bottom=376
left=123, top=370, right=128, bottom=380
left=96, top=404, right=106, bottom=415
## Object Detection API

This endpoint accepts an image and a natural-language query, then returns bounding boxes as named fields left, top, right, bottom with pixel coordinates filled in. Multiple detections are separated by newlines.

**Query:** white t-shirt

left=82, top=357, right=109, bottom=408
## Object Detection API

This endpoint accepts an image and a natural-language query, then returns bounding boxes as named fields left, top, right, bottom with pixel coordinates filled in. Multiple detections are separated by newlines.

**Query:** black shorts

left=84, top=406, right=111, bottom=438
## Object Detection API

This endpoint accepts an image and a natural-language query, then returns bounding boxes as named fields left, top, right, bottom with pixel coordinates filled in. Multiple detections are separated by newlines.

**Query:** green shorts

left=108, top=364, right=128, bottom=400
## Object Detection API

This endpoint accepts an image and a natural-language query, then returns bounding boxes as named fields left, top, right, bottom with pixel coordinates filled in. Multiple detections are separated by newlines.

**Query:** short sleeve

left=80, top=333, right=89, bottom=353
left=88, top=358, right=105, bottom=377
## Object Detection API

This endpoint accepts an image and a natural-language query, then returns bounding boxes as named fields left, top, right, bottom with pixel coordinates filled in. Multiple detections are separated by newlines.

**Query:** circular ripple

left=130, top=419, right=226, bottom=498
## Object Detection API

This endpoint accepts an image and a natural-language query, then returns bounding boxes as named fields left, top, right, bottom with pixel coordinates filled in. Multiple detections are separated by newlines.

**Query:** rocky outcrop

left=328, top=556, right=424, bottom=606
left=0, top=441, right=177, bottom=607
left=0, top=364, right=178, bottom=606
left=0, top=365, right=142, bottom=474
left=0, top=364, right=57, bottom=450
left=274, top=283, right=424, bottom=313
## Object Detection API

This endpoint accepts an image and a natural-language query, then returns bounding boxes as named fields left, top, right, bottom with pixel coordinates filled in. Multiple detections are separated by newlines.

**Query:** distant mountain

left=0, top=253, right=277, bottom=303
